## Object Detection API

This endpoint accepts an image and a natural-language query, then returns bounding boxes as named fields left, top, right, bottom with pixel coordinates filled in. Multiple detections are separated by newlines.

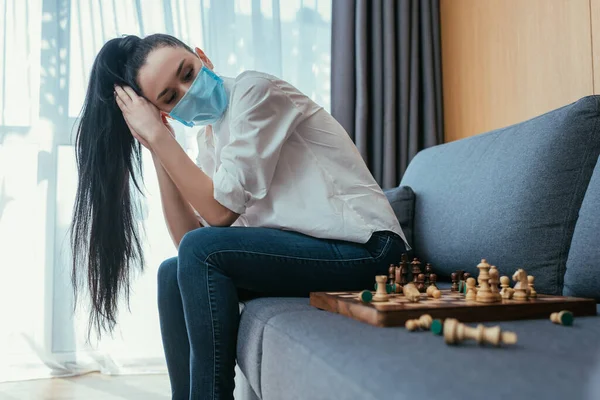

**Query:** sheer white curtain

left=0, top=0, right=331, bottom=382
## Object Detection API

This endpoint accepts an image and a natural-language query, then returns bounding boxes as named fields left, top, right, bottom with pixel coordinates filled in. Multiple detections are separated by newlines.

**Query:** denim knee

left=157, top=256, right=178, bottom=289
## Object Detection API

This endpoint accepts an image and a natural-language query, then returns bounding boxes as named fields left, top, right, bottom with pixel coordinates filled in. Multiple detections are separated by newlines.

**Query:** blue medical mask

left=169, top=65, right=228, bottom=127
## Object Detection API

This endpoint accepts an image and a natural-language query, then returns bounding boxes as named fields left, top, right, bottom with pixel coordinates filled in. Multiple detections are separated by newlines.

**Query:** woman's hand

left=114, top=85, right=171, bottom=146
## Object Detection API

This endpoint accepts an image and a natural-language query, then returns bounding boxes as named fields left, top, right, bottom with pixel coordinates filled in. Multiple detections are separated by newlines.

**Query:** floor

left=0, top=373, right=171, bottom=400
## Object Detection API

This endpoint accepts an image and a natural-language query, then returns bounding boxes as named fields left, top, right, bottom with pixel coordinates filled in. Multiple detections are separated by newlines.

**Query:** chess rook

left=372, top=275, right=390, bottom=302
left=443, top=318, right=518, bottom=346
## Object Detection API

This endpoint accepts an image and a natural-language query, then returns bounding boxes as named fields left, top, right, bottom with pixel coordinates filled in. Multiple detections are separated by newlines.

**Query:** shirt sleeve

left=212, top=76, right=304, bottom=214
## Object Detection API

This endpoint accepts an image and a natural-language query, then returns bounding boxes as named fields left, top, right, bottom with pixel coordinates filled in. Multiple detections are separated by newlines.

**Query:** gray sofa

left=233, top=96, right=600, bottom=400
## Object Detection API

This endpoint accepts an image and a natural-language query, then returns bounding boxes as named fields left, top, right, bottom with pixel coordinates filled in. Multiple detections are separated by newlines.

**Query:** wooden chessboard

left=309, top=290, right=597, bottom=327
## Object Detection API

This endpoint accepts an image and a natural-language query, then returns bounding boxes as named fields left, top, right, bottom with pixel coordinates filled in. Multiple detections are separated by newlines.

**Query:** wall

left=441, top=0, right=600, bottom=142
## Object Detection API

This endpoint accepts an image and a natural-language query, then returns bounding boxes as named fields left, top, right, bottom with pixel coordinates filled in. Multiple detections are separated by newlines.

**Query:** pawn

left=426, top=284, right=442, bottom=299
left=372, top=275, right=389, bottom=302
left=416, top=273, right=426, bottom=292
left=550, top=310, right=574, bottom=326
left=500, top=276, right=514, bottom=299
left=405, top=314, right=433, bottom=331
left=443, top=318, right=518, bottom=346
left=428, top=273, right=438, bottom=288
left=461, top=272, right=471, bottom=294
left=357, top=290, right=373, bottom=303
left=528, top=275, right=537, bottom=298
left=465, top=277, right=477, bottom=301
left=451, top=272, right=459, bottom=292
left=489, top=266, right=502, bottom=301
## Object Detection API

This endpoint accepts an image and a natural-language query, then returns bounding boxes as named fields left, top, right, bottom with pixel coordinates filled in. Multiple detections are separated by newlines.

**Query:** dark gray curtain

left=331, top=0, right=444, bottom=188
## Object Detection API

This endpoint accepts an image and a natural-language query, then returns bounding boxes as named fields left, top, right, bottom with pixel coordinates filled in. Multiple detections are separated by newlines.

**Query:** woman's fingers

left=121, top=85, right=138, bottom=102
left=115, top=93, right=127, bottom=111
left=114, top=85, right=132, bottom=104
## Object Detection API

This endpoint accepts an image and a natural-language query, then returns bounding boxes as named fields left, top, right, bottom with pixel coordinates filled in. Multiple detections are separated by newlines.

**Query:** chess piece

left=357, top=290, right=373, bottom=303
left=429, top=273, right=438, bottom=288
left=426, top=284, right=442, bottom=299
left=512, top=269, right=529, bottom=302
left=400, top=254, right=410, bottom=285
left=416, top=273, right=426, bottom=292
left=451, top=272, right=459, bottom=292
left=425, top=263, right=433, bottom=285
left=373, top=275, right=390, bottom=302
left=411, top=258, right=422, bottom=283
left=395, top=266, right=402, bottom=287
left=528, top=275, right=537, bottom=298
left=465, top=277, right=477, bottom=301
left=431, top=319, right=444, bottom=335
left=500, top=276, right=514, bottom=299
left=550, top=310, right=574, bottom=326
left=388, top=264, right=396, bottom=285
left=489, top=266, right=502, bottom=301
left=461, top=272, right=471, bottom=294
left=402, top=282, right=421, bottom=302
left=443, top=318, right=518, bottom=346
left=476, top=259, right=497, bottom=303
left=405, top=314, right=433, bottom=331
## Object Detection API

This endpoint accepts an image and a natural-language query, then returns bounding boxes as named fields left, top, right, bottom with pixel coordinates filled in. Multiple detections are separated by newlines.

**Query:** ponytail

left=70, top=34, right=192, bottom=337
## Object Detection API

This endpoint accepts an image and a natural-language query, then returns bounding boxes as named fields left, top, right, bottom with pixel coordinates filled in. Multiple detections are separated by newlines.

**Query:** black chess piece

left=429, top=273, right=438, bottom=288
left=425, top=263, right=433, bottom=285
left=388, top=264, right=396, bottom=285
left=416, top=273, right=426, bottom=292
left=400, top=254, right=409, bottom=285
left=411, top=258, right=422, bottom=284
left=451, top=272, right=459, bottom=292
left=461, top=272, right=471, bottom=294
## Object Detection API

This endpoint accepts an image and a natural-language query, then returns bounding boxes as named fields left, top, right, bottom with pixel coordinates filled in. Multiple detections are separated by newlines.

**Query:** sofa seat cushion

left=237, top=298, right=315, bottom=398
left=400, top=96, right=600, bottom=295
left=238, top=297, right=600, bottom=400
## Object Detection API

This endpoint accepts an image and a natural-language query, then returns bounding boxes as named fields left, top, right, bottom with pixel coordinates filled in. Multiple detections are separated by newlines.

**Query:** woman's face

left=137, top=46, right=211, bottom=113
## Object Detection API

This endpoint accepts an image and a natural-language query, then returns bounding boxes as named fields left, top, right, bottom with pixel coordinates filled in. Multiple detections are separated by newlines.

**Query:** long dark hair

left=70, top=34, right=194, bottom=337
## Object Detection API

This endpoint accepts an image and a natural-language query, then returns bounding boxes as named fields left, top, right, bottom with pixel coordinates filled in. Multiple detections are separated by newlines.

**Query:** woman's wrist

left=148, top=126, right=172, bottom=149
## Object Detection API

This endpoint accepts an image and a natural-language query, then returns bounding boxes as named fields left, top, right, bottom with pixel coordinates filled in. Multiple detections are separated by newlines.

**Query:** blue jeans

left=157, top=227, right=406, bottom=400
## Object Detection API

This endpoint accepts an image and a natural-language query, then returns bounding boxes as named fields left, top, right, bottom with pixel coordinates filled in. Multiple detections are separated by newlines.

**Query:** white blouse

left=195, top=71, right=409, bottom=247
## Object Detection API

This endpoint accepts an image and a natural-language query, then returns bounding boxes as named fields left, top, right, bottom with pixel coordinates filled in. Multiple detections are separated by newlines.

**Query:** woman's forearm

left=150, top=131, right=238, bottom=227
left=152, top=152, right=202, bottom=248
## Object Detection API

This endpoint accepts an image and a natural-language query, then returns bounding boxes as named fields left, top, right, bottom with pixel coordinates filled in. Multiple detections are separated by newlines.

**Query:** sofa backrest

left=400, top=96, right=600, bottom=295
left=564, top=156, right=600, bottom=300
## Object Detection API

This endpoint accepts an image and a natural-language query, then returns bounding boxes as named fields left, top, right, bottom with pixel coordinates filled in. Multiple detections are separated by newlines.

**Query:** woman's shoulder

left=231, top=70, right=321, bottom=114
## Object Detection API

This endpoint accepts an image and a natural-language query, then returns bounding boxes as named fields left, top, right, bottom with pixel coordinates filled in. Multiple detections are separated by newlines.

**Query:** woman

left=71, top=33, right=409, bottom=400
